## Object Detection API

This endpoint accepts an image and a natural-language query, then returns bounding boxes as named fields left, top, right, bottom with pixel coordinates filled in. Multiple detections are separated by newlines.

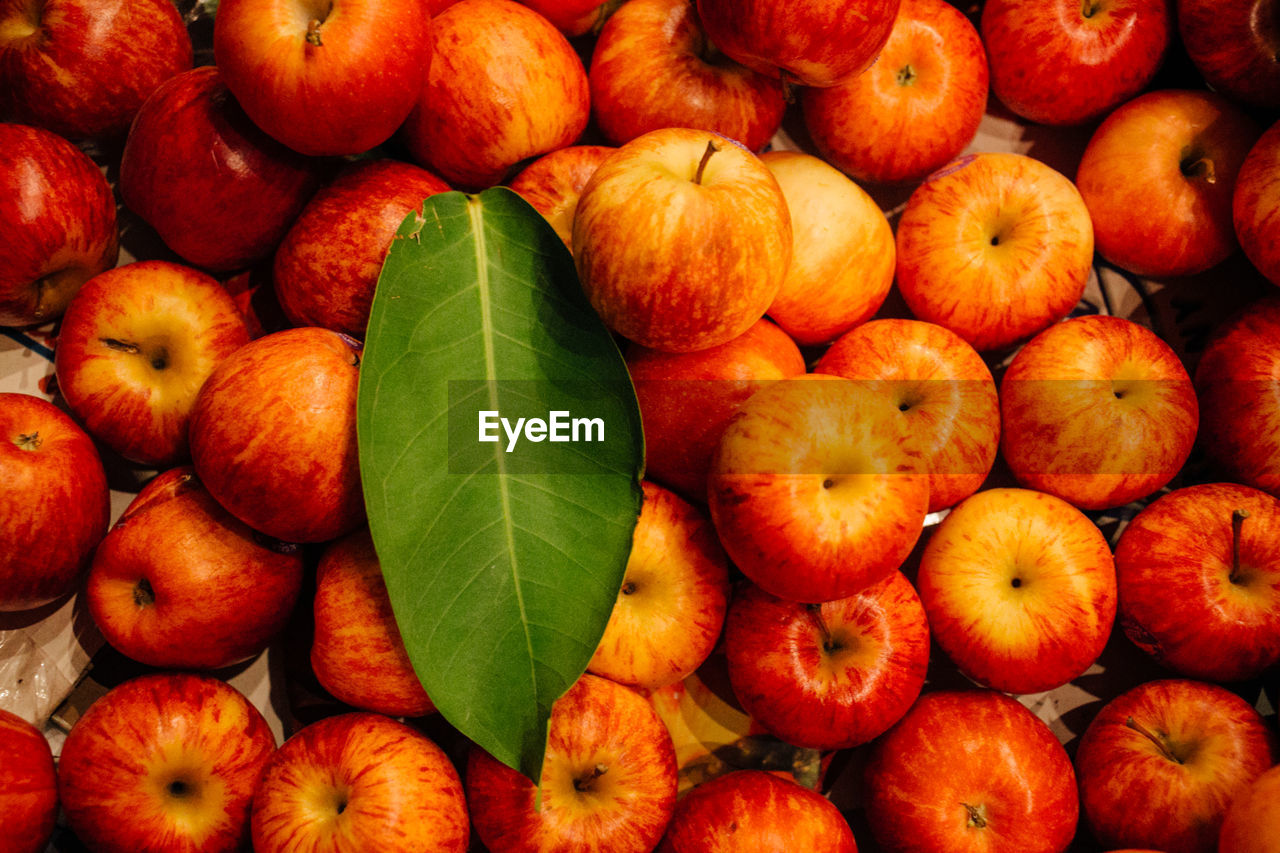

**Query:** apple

left=1234, top=119, right=1280, bottom=287
left=1000, top=314, right=1199, bottom=510
left=466, top=672, right=677, bottom=853
left=588, top=480, right=729, bottom=689
left=1075, top=678, right=1279, bottom=853
left=980, top=0, right=1172, bottom=126
left=759, top=150, right=895, bottom=345
left=0, top=0, right=192, bottom=140
left=917, top=487, right=1117, bottom=694
left=0, top=708, right=57, bottom=853
left=1219, top=763, right=1280, bottom=853
left=657, top=769, right=856, bottom=852
left=59, top=672, right=277, bottom=853
left=1178, top=0, right=1280, bottom=112
left=119, top=66, right=323, bottom=274
left=588, top=0, right=786, bottom=152
left=0, top=392, right=109, bottom=612
left=54, top=260, right=251, bottom=468
left=0, top=122, right=117, bottom=327
left=724, top=569, right=929, bottom=750
left=694, top=0, right=901, bottom=88
left=864, top=689, right=1079, bottom=853
left=273, top=158, right=451, bottom=338
left=1114, top=482, right=1280, bottom=682
left=311, top=527, right=436, bottom=717
left=802, top=0, right=988, bottom=185
left=213, top=0, right=431, bottom=157
left=895, top=152, right=1094, bottom=352
left=573, top=127, right=792, bottom=352
left=1195, top=297, right=1280, bottom=497
left=815, top=317, right=1000, bottom=512
left=519, top=0, right=612, bottom=36
left=86, top=466, right=305, bottom=670
left=1076, top=88, right=1261, bottom=279
left=508, top=145, right=614, bottom=252
left=188, top=326, right=365, bottom=544
left=401, top=0, right=589, bottom=189
left=708, top=375, right=930, bottom=604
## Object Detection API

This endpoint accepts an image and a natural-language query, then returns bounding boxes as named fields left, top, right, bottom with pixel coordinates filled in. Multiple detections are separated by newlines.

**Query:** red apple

left=213, top=0, right=431, bottom=157
left=508, top=145, right=614, bottom=252
left=802, top=0, right=988, bottom=184
left=895, top=152, right=1094, bottom=352
left=0, top=392, right=109, bottom=612
left=1178, top=0, right=1280, bottom=112
left=311, top=527, right=435, bottom=717
left=1000, top=314, right=1199, bottom=510
left=1219, top=763, right=1280, bottom=853
left=917, top=488, right=1117, bottom=694
left=981, top=0, right=1172, bottom=126
left=86, top=466, right=305, bottom=670
left=188, top=327, right=365, bottom=544
left=466, top=673, right=677, bottom=853
left=815, top=318, right=1000, bottom=512
left=120, top=66, right=323, bottom=273
left=657, top=769, right=857, bottom=852
left=573, top=127, right=792, bottom=352
left=1075, top=678, right=1279, bottom=853
left=695, top=0, right=901, bottom=88
left=0, top=0, right=192, bottom=140
left=54, top=260, right=251, bottom=467
left=401, top=0, right=589, bottom=189
left=0, top=708, right=57, bottom=853
left=519, top=0, right=610, bottom=35
left=864, top=689, right=1079, bottom=853
left=0, top=122, right=117, bottom=327
left=272, top=158, right=451, bottom=338
left=1234, top=119, right=1280, bottom=287
left=1076, top=88, right=1261, bottom=278
left=252, top=712, right=468, bottom=853
left=588, top=0, right=786, bottom=152
left=59, top=672, right=277, bottom=853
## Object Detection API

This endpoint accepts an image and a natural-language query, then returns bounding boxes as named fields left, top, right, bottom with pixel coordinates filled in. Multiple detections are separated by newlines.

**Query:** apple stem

left=1125, top=716, right=1182, bottom=764
left=1081, top=0, right=1102, bottom=18
left=1180, top=148, right=1217, bottom=184
left=101, top=337, right=140, bottom=355
left=1231, top=508, right=1250, bottom=583
left=573, top=763, right=609, bottom=792
left=693, top=140, right=719, bottom=185
left=962, top=803, right=987, bottom=829
left=306, top=18, right=324, bottom=46
left=13, top=431, right=40, bottom=451
left=807, top=604, right=837, bottom=652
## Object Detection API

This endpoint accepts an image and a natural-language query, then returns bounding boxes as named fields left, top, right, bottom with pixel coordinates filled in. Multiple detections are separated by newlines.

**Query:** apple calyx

left=134, top=577, right=156, bottom=608
left=621, top=579, right=638, bottom=595
left=1125, top=716, right=1184, bottom=764
left=13, top=430, right=41, bottom=451
left=1179, top=147, right=1217, bottom=184
left=693, top=140, right=719, bottom=185
left=962, top=802, right=988, bottom=829
left=896, top=65, right=917, bottom=87
left=573, top=763, right=609, bottom=792
left=1230, top=508, right=1251, bottom=585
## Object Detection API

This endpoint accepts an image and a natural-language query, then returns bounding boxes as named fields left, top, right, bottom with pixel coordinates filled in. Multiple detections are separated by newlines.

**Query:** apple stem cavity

left=962, top=803, right=987, bottom=829
left=1231, top=508, right=1251, bottom=584
left=1180, top=147, right=1217, bottom=184
left=693, top=140, right=719, bottom=185
left=1125, top=716, right=1182, bottom=764
left=573, top=763, right=609, bottom=792
left=13, top=431, right=41, bottom=451
left=134, top=577, right=156, bottom=608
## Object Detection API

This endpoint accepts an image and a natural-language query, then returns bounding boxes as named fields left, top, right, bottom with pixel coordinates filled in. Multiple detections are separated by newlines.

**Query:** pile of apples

left=2, top=0, right=1279, bottom=851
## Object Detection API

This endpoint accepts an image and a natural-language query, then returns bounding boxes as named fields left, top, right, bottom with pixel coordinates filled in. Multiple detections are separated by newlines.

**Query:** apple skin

left=272, top=158, right=451, bottom=338
left=759, top=150, right=895, bottom=345
left=864, top=689, right=1079, bottom=853
left=252, top=713, right=468, bottom=853
left=588, top=0, right=786, bottom=152
left=0, top=709, right=57, bottom=853
left=981, top=0, right=1172, bottom=126
left=54, top=260, right=251, bottom=468
left=1195, top=297, right=1280, bottom=497
left=1219, top=763, right=1280, bottom=853
left=466, top=673, right=677, bottom=853
left=573, top=127, right=792, bottom=353
left=917, top=488, right=1117, bottom=694
left=86, top=466, right=305, bottom=670
left=189, top=327, right=365, bottom=544
left=311, top=527, right=436, bottom=717
left=1000, top=314, right=1199, bottom=510
left=1075, top=678, right=1279, bottom=853
left=0, top=392, right=110, bottom=612
left=1114, top=483, right=1280, bottom=683
left=1178, top=0, right=1280, bottom=112
left=0, top=122, right=118, bottom=327
left=657, top=769, right=857, bottom=852
left=0, top=0, right=192, bottom=140
left=119, top=66, right=324, bottom=274
left=815, top=318, right=1000, bottom=512
left=401, top=0, right=589, bottom=189
left=895, top=152, right=1094, bottom=352
left=802, top=0, right=988, bottom=185
left=695, top=0, right=900, bottom=88
left=1076, top=89, right=1261, bottom=279
left=59, top=672, right=277, bottom=853
left=1234, top=119, right=1280, bottom=287
left=213, top=0, right=431, bottom=157
left=724, top=570, right=929, bottom=751
left=518, top=0, right=609, bottom=35
left=508, top=145, right=615, bottom=252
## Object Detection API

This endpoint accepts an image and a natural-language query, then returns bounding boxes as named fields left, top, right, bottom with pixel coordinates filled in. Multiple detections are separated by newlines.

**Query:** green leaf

left=357, top=188, right=644, bottom=782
